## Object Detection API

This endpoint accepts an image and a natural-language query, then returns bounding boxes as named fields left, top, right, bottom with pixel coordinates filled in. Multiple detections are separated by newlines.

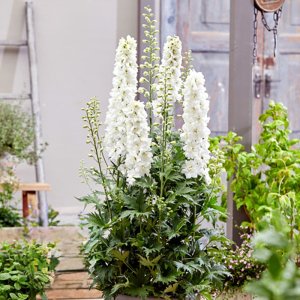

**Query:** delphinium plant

left=80, top=7, right=228, bottom=300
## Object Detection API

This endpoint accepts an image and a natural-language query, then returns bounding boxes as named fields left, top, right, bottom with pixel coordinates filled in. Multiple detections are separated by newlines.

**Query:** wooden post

left=26, top=1, right=48, bottom=226
left=228, top=0, right=254, bottom=242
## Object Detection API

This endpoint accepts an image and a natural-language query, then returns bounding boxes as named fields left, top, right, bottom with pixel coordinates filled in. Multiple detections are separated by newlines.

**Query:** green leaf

left=110, top=277, right=130, bottom=295
left=164, top=282, right=178, bottom=294
left=111, top=250, right=129, bottom=263
left=0, top=273, right=11, bottom=280
left=138, top=254, right=161, bottom=268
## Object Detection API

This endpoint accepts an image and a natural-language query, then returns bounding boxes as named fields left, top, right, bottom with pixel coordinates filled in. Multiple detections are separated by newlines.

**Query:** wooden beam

left=228, top=0, right=254, bottom=243
left=0, top=40, right=27, bottom=47
left=0, top=93, right=31, bottom=100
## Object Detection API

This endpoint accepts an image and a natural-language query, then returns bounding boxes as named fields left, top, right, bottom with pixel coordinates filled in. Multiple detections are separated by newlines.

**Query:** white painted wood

left=26, top=0, right=48, bottom=226
left=0, top=93, right=30, bottom=100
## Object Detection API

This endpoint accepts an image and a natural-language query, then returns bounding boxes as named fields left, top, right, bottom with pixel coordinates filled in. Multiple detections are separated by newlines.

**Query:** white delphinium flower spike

left=125, top=100, right=153, bottom=185
left=181, top=70, right=211, bottom=184
left=153, top=36, right=182, bottom=118
left=104, top=36, right=138, bottom=165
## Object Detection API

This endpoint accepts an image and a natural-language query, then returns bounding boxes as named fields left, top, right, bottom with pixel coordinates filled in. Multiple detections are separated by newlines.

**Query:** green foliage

left=47, top=207, right=60, bottom=227
left=245, top=213, right=300, bottom=300
left=0, top=179, right=22, bottom=228
left=0, top=103, right=38, bottom=163
left=80, top=7, right=228, bottom=300
left=0, top=206, right=22, bottom=228
left=219, top=232, right=265, bottom=292
left=219, top=101, right=300, bottom=239
left=0, top=240, right=59, bottom=300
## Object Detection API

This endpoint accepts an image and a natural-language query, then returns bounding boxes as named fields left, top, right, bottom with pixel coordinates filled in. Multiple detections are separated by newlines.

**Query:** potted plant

left=80, top=7, right=228, bottom=300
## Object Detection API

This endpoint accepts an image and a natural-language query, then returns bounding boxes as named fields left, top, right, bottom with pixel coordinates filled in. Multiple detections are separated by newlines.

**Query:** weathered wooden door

left=160, top=0, right=300, bottom=139
left=161, top=0, right=230, bottom=136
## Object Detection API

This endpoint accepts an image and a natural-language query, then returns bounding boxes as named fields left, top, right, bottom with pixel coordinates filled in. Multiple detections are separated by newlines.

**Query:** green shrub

left=218, top=101, right=300, bottom=239
left=0, top=176, right=22, bottom=228
left=0, top=240, right=59, bottom=300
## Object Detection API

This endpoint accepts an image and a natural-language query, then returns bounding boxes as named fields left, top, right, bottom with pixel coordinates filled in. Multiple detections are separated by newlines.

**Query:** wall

left=0, top=0, right=138, bottom=223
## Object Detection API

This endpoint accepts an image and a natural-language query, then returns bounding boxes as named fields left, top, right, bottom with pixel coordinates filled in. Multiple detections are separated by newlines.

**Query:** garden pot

left=116, top=295, right=168, bottom=300
left=217, top=293, right=252, bottom=300
left=116, top=293, right=252, bottom=300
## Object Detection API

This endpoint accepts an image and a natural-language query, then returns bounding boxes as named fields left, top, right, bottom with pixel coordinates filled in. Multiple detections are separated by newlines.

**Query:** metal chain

left=261, top=7, right=283, bottom=57
left=253, top=6, right=259, bottom=64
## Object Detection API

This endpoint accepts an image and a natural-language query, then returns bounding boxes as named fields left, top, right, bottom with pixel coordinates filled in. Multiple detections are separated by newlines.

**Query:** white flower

left=153, top=36, right=182, bottom=118
left=104, top=36, right=138, bottom=164
left=181, top=70, right=211, bottom=184
left=125, top=100, right=153, bottom=184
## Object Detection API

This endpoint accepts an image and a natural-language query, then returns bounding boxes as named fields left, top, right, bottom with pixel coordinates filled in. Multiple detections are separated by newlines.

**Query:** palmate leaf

left=175, top=184, right=196, bottom=196
left=174, top=261, right=193, bottom=274
left=138, top=254, right=162, bottom=268
left=125, top=285, right=154, bottom=298
left=168, top=219, right=186, bottom=240
left=142, top=243, right=163, bottom=257
left=123, top=193, right=148, bottom=213
left=86, top=212, right=107, bottom=227
left=110, top=276, right=130, bottom=295
left=164, top=282, right=179, bottom=294
left=154, top=273, right=178, bottom=284
left=111, top=250, right=129, bottom=263
left=119, top=210, right=151, bottom=222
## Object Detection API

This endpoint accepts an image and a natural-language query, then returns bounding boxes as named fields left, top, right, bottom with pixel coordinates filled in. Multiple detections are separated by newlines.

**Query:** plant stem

left=86, top=112, right=112, bottom=219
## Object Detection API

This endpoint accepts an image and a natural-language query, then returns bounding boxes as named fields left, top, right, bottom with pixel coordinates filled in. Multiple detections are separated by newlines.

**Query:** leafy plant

left=0, top=103, right=38, bottom=163
left=0, top=168, right=22, bottom=228
left=80, top=6, right=228, bottom=300
left=0, top=206, right=22, bottom=228
left=47, top=207, right=60, bottom=227
left=219, top=232, right=265, bottom=293
left=245, top=213, right=300, bottom=300
left=0, top=240, right=59, bottom=300
left=218, top=101, right=300, bottom=239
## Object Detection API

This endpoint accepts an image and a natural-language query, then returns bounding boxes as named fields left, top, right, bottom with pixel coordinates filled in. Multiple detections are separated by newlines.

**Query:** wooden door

left=160, top=0, right=300, bottom=139
left=161, top=0, right=230, bottom=136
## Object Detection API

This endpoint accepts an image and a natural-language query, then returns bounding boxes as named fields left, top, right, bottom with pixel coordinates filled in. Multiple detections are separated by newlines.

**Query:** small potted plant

left=80, top=7, right=228, bottom=300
